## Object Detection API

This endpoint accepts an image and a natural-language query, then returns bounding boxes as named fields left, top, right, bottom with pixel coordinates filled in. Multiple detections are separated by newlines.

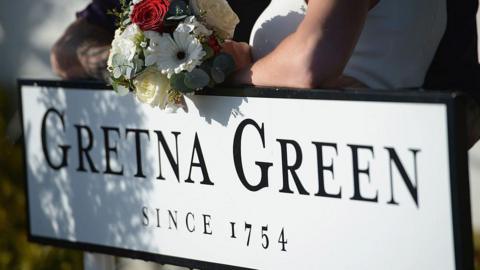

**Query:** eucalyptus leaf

left=171, top=73, right=193, bottom=93
left=184, top=68, right=210, bottom=90
left=213, top=53, right=236, bottom=75
left=211, top=67, right=226, bottom=84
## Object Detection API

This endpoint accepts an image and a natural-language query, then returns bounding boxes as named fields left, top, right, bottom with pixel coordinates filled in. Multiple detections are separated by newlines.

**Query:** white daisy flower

left=144, top=24, right=206, bottom=78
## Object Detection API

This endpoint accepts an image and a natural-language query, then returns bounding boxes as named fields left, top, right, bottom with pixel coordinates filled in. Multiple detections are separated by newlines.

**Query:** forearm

left=234, top=0, right=372, bottom=89
left=234, top=33, right=320, bottom=88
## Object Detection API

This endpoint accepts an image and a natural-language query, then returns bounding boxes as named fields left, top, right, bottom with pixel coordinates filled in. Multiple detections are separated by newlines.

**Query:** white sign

left=20, top=82, right=472, bottom=270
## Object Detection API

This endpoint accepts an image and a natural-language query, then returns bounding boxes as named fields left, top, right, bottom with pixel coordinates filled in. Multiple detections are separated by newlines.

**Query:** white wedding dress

left=249, top=0, right=447, bottom=89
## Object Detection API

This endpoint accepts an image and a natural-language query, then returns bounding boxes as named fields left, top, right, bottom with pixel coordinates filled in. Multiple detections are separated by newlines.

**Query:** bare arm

left=232, top=0, right=376, bottom=89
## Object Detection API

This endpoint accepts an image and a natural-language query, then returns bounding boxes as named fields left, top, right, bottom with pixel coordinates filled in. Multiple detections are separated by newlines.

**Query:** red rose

left=131, top=0, right=171, bottom=32
left=208, top=36, right=222, bottom=54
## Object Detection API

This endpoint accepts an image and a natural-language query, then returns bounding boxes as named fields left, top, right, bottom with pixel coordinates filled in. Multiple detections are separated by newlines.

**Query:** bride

left=224, top=0, right=446, bottom=90
left=52, top=0, right=447, bottom=91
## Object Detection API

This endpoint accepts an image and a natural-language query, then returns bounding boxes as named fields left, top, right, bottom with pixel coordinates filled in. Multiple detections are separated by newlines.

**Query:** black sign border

left=18, top=79, right=473, bottom=270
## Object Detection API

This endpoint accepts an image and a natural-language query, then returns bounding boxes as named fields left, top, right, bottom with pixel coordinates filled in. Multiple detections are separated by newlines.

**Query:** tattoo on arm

left=77, top=43, right=111, bottom=80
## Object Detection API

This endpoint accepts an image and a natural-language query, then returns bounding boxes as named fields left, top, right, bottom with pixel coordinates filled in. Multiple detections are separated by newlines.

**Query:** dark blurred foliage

left=0, top=88, right=83, bottom=270
left=475, top=232, right=480, bottom=270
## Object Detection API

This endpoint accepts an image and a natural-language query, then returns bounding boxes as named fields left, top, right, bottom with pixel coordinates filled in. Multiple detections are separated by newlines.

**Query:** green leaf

left=122, top=17, right=131, bottom=25
left=213, top=53, right=236, bottom=75
left=109, top=0, right=132, bottom=29
left=211, top=67, right=225, bottom=84
left=202, top=44, right=215, bottom=60
left=171, top=72, right=193, bottom=93
left=184, top=68, right=210, bottom=90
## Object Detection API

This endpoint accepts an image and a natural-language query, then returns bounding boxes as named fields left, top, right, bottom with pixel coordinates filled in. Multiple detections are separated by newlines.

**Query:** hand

left=222, top=40, right=253, bottom=71
left=228, top=0, right=373, bottom=89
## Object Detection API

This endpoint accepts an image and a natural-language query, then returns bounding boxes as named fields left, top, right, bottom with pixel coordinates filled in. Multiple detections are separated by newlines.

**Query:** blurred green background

left=476, top=232, right=480, bottom=269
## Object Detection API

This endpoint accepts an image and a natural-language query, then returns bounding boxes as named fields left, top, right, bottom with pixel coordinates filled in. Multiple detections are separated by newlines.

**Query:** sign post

left=19, top=80, right=473, bottom=270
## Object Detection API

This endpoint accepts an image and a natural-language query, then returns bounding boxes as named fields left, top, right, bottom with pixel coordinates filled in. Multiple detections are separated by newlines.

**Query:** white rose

left=108, top=24, right=142, bottom=64
left=133, top=68, right=170, bottom=109
left=189, top=0, right=240, bottom=39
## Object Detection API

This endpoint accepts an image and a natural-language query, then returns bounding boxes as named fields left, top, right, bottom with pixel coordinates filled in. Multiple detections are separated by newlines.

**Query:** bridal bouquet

left=107, top=0, right=239, bottom=110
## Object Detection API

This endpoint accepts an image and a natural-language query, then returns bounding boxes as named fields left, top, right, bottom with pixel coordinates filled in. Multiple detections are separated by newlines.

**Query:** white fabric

left=249, top=0, right=447, bottom=89
left=249, top=0, right=308, bottom=60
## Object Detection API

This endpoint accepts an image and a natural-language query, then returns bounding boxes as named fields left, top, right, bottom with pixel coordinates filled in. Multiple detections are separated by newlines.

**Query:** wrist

left=228, top=65, right=254, bottom=86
